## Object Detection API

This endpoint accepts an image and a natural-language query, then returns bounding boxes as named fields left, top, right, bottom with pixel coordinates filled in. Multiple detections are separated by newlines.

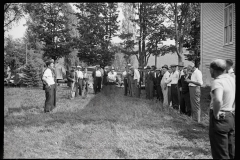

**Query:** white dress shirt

left=133, top=69, right=140, bottom=83
left=166, top=72, right=172, bottom=86
left=76, top=70, right=83, bottom=79
left=122, top=71, right=127, bottom=77
left=161, top=71, right=170, bottom=86
left=189, top=68, right=203, bottom=86
left=96, top=70, right=102, bottom=77
left=169, top=70, right=179, bottom=84
left=43, top=68, right=55, bottom=85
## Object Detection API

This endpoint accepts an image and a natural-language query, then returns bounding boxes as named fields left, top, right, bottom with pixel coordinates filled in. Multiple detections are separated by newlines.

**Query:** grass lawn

left=4, top=85, right=212, bottom=159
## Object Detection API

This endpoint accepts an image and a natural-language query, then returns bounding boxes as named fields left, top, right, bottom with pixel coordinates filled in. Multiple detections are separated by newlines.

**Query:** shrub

left=22, top=61, right=41, bottom=87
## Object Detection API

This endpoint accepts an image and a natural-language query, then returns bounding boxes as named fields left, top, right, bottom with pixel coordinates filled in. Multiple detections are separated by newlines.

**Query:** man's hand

left=164, top=86, right=167, bottom=90
left=185, top=78, right=191, bottom=83
left=179, top=87, right=182, bottom=92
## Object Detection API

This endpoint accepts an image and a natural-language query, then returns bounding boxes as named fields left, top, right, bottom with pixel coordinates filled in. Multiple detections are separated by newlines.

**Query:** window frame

left=224, top=3, right=233, bottom=46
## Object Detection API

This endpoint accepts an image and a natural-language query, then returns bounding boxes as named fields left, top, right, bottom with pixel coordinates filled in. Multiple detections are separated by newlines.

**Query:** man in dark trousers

left=155, top=68, right=162, bottom=102
left=122, top=64, right=131, bottom=96
left=42, top=59, right=56, bottom=112
left=178, top=66, right=191, bottom=116
left=151, top=65, right=157, bottom=99
left=145, top=66, right=154, bottom=99
left=92, top=65, right=102, bottom=94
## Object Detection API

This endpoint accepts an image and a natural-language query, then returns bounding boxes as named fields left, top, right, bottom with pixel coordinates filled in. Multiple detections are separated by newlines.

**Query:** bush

left=22, top=61, right=41, bottom=87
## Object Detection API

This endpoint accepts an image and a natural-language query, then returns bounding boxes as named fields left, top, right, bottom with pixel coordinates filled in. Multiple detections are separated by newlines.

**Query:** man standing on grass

left=160, top=65, right=170, bottom=108
left=92, top=65, right=102, bottom=94
left=166, top=64, right=180, bottom=110
left=178, top=66, right=191, bottom=116
left=42, top=59, right=56, bottom=113
left=131, top=66, right=141, bottom=98
left=122, top=64, right=131, bottom=96
left=145, top=66, right=154, bottom=99
left=67, top=66, right=77, bottom=100
left=167, top=67, right=172, bottom=107
left=76, top=66, right=83, bottom=97
left=208, top=59, right=235, bottom=159
left=155, top=68, right=162, bottom=102
left=185, top=62, right=203, bottom=123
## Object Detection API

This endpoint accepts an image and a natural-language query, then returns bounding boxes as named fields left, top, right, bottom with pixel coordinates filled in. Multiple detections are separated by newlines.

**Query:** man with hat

left=76, top=65, right=83, bottom=97
left=161, top=65, right=170, bottom=108
left=92, top=64, right=102, bottom=94
left=185, top=62, right=203, bottom=123
left=177, top=62, right=185, bottom=108
left=166, top=64, right=180, bottom=110
left=208, top=59, right=235, bottom=159
left=42, top=59, right=56, bottom=112
left=67, top=65, right=77, bottom=99
left=145, top=66, right=154, bottom=99
left=103, top=66, right=109, bottom=86
left=151, top=65, right=158, bottom=99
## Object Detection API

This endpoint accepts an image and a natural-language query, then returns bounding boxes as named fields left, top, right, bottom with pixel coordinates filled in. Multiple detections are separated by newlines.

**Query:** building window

left=224, top=3, right=233, bottom=45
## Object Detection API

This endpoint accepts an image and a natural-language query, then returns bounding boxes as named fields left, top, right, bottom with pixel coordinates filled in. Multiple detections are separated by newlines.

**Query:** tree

left=74, top=3, right=119, bottom=66
left=4, top=36, right=26, bottom=71
left=183, top=3, right=200, bottom=66
left=163, top=3, right=198, bottom=64
left=4, top=3, right=24, bottom=32
left=24, top=3, right=73, bottom=61
left=22, top=60, right=41, bottom=87
left=131, top=3, right=167, bottom=67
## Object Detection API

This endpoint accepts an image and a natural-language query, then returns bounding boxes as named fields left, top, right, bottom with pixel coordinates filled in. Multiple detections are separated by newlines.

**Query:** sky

left=5, top=3, right=174, bottom=45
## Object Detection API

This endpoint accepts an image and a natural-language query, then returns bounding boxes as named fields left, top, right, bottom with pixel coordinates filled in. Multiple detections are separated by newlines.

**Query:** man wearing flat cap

left=161, top=65, right=170, bottom=108
left=42, top=59, right=56, bottom=112
left=166, top=64, right=180, bottom=110
left=185, top=62, right=203, bottom=123
left=130, top=66, right=141, bottom=98
left=208, top=59, right=235, bottom=159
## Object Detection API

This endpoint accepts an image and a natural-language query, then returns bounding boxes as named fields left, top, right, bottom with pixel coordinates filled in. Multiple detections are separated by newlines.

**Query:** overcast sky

left=5, top=3, right=174, bottom=45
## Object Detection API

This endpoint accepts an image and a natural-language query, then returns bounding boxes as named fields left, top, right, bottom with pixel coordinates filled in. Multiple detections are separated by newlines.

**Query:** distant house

left=200, top=3, right=235, bottom=86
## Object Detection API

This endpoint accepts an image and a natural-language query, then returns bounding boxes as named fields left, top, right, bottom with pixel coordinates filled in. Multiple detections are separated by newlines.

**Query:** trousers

left=171, top=84, right=179, bottom=109
left=180, top=91, right=191, bottom=116
left=44, top=84, right=56, bottom=112
left=124, top=78, right=128, bottom=95
left=209, top=110, right=235, bottom=159
left=189, top=86, right=201, bottom=122
left=168, top=86, right=172, bottom=105
left=161, top=83, right=168, bottom=107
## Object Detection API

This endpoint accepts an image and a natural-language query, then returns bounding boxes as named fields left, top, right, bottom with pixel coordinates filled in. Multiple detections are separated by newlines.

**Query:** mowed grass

left=4, top=85, right=212, bottom=159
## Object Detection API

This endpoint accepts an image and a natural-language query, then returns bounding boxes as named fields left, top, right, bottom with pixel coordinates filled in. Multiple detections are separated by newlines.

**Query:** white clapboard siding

left=201, top=3, right=235, bottom=86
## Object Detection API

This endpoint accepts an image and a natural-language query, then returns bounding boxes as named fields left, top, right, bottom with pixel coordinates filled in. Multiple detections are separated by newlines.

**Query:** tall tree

left=163, top=3, right=198, bottom=64
left=24, top=3, right=73, bottom=61
left=74, top=3, right=119, bottom=66
left=183, top=3, right=200, bottom=66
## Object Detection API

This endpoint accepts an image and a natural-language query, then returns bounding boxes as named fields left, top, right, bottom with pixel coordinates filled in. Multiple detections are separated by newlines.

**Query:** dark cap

left=162, top=65, right=168, bottom=70
left=146, top=66, right=151, bottom=69
left=226, top=59, right=233, bottom=66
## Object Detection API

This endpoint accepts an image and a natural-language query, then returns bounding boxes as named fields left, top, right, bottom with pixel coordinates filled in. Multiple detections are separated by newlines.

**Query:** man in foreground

left=42, top=59, right=56, bottom=112
left=208, top=59, right=235, bottom=159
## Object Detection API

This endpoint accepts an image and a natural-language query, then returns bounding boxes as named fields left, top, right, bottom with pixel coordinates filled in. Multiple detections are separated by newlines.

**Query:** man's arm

left=212, top=88, right=223, bottom=119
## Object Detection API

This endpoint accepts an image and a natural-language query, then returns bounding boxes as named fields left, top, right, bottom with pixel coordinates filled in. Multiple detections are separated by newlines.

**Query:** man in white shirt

left=185, top=62, right=203, bottom=123
left=160, top=65, right=170, bottom=108
left=131, top=66, right=141, bottom=98
left=92, top=65, right=102, bottom=94
left=208, top=59, right=235, bottom=159
left=122, top=64, right=131, bottom=96
left=177, top=62, right=184, bottom=106
left=166, top=64, right=180, bottom=110
left=108, top=66, right=117, bottom=91
left=226, top=59, right=235, bottom=78
left=76, top=66, right=83, bottom=97
left=42, top=59, right=56, bottom=113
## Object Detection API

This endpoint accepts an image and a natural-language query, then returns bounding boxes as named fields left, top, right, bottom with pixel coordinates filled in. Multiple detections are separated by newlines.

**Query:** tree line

left=4, top=3, right=200, bottom=73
